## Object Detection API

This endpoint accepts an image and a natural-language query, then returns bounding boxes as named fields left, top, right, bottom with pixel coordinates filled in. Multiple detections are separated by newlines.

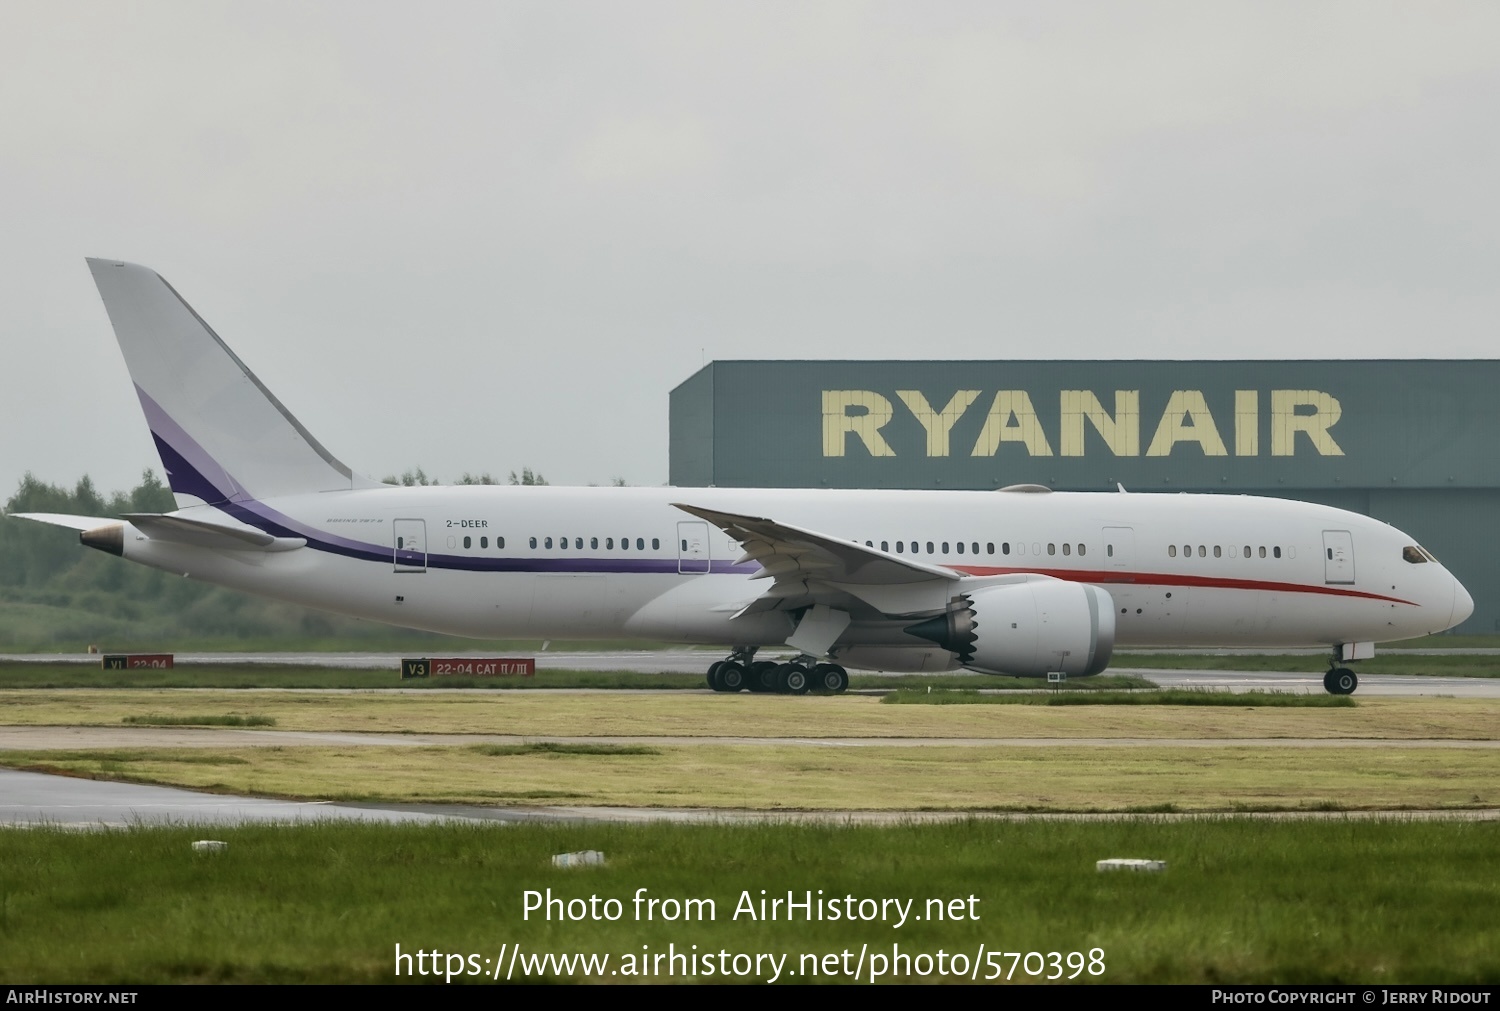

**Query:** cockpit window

left=1402, top=546, right=1427, bottom=564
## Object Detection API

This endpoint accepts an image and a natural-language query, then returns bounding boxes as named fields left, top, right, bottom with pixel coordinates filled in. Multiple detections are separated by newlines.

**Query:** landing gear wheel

left=1326, top=667, right=1358, bottom=695
left=777, top=663, right=811, bottom=695
left=811, top=663, right=849, bottom=694
left=746, top=661, right=778, bottom=693
left=717, top=661, right=746, bottom=692
left=706, top=661, right=725, bottom=691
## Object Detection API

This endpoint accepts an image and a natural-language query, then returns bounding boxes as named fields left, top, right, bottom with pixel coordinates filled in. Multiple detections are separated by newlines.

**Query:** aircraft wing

left=672, top=502, right=959, bottom=618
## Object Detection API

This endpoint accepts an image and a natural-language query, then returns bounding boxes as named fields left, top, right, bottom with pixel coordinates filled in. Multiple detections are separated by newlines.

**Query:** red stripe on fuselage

left=949, top=566, right=1415, bottom=606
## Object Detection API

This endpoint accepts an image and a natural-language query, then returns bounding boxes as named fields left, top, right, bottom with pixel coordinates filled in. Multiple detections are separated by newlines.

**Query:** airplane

left=10, top=260, right=1474, bottom=696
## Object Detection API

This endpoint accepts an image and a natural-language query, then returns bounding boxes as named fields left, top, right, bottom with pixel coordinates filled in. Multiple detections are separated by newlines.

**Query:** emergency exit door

left=677, top=521, right=710, bottom=574
left=1322, top=530, right=1355, bottom=585
left=394, top=519, right=427, bottom=573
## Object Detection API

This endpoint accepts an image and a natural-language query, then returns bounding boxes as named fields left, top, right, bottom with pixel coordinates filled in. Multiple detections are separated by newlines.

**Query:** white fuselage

left=110, top=485, right=1469, bottom=667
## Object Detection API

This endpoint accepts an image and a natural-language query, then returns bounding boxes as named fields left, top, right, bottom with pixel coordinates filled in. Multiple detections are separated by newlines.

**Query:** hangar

left=670, top=360, right=1500, bottom=635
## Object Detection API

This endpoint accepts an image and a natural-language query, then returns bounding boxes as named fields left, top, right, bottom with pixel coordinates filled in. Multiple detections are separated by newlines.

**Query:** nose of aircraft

left=1452, top=578, right=1475, bottom=629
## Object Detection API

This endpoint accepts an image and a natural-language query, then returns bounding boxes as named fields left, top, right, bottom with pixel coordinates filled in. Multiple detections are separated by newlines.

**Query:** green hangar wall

left=669, top=360, right=1500, bottom=635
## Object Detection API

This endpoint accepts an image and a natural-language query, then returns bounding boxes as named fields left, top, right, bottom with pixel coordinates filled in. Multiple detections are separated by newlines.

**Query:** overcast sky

left=3, top=1, right=1498, bottom=498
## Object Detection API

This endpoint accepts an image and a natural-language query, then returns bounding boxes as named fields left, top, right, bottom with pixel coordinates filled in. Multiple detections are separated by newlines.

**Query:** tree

left=508, top=468, right=548, bottom=486
left=383, top=468, right=438, bottom=487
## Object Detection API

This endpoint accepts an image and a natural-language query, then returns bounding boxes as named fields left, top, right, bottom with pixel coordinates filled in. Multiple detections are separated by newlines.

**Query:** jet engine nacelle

left=906, top=578, right=1116, bottom=677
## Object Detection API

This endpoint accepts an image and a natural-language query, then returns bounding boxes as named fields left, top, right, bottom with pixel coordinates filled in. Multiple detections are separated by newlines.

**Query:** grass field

left=4, top=742, right=1495, bottom=812
left=0, top=690, right=1494, bottom=812
left=0, top=819, right=1495, bottom=983
left=1, top=689, right=1496, bottom=739
left=1, top=663, right=1497, bottom=985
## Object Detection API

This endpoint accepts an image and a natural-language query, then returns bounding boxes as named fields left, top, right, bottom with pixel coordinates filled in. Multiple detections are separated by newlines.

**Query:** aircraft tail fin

left=86, top=259, right=379, bottom=507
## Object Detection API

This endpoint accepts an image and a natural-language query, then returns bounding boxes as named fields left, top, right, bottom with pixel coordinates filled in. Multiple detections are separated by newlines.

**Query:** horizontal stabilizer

left=8, top=512, right=117, bottom=532
left=121, top=513, right=306, bottom=552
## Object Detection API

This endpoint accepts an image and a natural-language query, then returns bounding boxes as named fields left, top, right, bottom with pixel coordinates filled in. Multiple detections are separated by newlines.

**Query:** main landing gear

left=1323, top=666, right=1359, bottom=695
left=705, top=651, right=849, bottom=695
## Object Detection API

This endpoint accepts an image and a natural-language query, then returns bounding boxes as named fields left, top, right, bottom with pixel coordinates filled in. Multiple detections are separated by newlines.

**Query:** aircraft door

left=1102, top=526, right=1135, bottom=569
left=677, top=521, right=710, bottom=574
left=394, top=519, right=427, bottom=573
left=1322, top=530, right=1355, bottom=585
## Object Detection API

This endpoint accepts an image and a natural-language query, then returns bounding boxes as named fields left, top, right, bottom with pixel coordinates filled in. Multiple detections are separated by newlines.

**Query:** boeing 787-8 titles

left=11, top=260, right=1474, bottom=695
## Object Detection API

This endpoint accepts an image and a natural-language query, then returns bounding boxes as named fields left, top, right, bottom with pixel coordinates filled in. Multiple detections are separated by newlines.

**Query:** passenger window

left=956, top=542, right=965, bottom=554
left=497, top=536, right=505, bottom=549
left=1213, top=545, right=1221, bottom=558
left=463, top=536, right=471, bottom=549
left=480, top=536, right=488, bottom=549
left=896, top=541, right=904, bottom=553
left=681, top=540, right=687, bottom=550
left=1259, top=546, right=1266, bottom=558
left=1198, top=545, right=1206, bottom=558
left=986, top=543, right=994, bottom=554
left=545, top=537, right=553, bottom=549
left=652, top=538, right=659, bottom=550
left=1273, top=546, right=1281, bottom=559
left=591, top=537, right=598, bottom=549
left=1244, top=545, right=1251, bottom=557
left=926, top=541, right=934, bottom=554
left=606, top=537, right=614, bottom=549
left=529, top=537, right=537, bottom=549
left=621, top=538, right=629, bottom=551
left=1002, top=542, right=1010, bottom=555
left=972, top=542, right=979, bottom=554
left=942, top=541, right=949, bottom=553
left=1078, top=544, right=1086, bottom=557
left=881, top=540, right=889, bottom=552
left=1168, top=545, right=1177, bottom=558
left=1047, top=543, right=1055, bottom=556
left=1062, top=543, right=1070, bottom=556
left=637, top=538, right=645, bottom=550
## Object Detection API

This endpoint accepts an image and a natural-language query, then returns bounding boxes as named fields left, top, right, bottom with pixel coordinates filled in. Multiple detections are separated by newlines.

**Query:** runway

left=5, top=769, right=1498, bottom=829
left=0, top=768, right=451, bottom=826
left=7, top=650, right=1500, bottom=697
left=3, top=726, right=1498, bottom=750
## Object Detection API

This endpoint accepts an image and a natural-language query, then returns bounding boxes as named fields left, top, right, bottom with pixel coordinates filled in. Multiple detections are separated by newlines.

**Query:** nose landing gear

left=1323, top=666, right=1358, bottom=695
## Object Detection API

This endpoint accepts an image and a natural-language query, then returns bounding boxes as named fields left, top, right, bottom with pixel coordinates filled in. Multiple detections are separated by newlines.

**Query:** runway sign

left=101, top=654, right=174, bottom=670
left=401, top=658, right=536, bottom=678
